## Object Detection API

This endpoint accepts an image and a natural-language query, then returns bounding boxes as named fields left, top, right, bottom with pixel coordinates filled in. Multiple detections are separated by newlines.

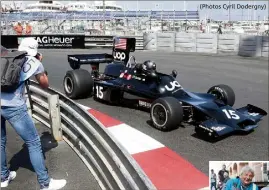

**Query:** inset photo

left=209, top=161, right=269, bottom=190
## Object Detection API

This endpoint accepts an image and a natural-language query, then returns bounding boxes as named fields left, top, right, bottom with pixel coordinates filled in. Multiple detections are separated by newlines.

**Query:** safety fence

left=26, top=80, right=156, bottom=190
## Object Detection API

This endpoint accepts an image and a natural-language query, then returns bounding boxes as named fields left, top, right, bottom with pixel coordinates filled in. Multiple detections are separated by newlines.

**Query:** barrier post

left=26, top=95, right=32, bottom=116
left=48, top=94, right=63, bottom=141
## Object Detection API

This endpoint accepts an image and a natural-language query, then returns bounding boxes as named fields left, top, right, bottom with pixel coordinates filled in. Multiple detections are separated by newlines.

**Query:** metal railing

left=27, top=80, right=156, bottom=190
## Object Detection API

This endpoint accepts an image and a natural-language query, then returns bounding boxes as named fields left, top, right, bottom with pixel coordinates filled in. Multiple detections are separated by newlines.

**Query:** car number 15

left=96, top=85, right=103, bottom=99
left=222, top=109, right=240, bottom=119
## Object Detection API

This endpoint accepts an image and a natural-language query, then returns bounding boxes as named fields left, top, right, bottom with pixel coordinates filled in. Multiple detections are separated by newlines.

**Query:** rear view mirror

left=171, top=70, right=177, bottom=78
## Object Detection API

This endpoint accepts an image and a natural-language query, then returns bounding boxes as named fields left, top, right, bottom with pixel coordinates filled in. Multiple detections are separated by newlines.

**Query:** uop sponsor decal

left=35, top=36, right=75, bottom=47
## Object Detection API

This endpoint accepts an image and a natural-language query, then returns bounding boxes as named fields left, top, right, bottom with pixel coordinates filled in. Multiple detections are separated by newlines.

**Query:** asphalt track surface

left=41, top=49, right=268, bottom=175
left=4, top=122, right=100, bottom=190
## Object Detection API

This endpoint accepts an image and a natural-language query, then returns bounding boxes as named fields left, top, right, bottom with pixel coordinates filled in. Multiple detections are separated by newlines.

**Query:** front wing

left=196, top=103, right=267, bottom=137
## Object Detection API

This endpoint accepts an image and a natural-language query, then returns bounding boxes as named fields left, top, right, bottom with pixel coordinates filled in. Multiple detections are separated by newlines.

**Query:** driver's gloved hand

left=147, top=71, right=158, bottom=79
left=135, top=63, right=143, bottom=70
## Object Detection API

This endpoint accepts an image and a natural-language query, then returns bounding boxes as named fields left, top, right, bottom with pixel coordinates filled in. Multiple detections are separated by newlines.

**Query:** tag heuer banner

left=1, top=35, right=85, bottom=49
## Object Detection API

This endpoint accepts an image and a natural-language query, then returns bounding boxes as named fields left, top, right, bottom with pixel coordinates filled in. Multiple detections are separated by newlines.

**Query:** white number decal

left=96, top=85, right=103, bottom=99
left=113, top=51, right=126, bottom=61
left=222, top=109, right=240, bottom=119
left=164, top=81, right=181, bottom=91
left=211, top=126, right=226, bottom=131
left=249, top=112, right=259, bottom=117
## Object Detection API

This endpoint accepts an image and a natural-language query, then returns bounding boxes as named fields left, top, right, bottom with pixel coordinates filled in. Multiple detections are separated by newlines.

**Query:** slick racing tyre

left=207, top=84, right=235, bottom=107
left=150, top=97, right=183, bottom=131
left=63, top=69, right=93, bottom=99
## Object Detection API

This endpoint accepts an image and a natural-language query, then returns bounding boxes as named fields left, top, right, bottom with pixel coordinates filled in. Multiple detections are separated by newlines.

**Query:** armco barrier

left=26, top=80, right=155, bottom=190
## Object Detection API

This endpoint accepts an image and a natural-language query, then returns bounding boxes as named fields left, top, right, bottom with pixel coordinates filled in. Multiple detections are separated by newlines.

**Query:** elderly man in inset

left=224, top=165, right=258, bottom=190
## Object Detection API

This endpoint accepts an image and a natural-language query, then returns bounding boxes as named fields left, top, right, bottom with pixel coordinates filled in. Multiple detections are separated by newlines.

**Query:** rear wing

left=67, top=37, right=136, bottom=70
left=68, top=53, right=113, bottom=65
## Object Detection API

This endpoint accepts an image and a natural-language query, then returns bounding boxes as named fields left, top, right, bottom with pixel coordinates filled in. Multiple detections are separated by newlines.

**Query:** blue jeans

left=1, top=104, right=50, bottom=188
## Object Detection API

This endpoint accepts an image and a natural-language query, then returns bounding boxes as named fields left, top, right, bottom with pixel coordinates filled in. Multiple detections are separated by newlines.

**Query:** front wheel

left=207, top=84, right=235, bottom=107
left=150, top=97, right=183, bottom=131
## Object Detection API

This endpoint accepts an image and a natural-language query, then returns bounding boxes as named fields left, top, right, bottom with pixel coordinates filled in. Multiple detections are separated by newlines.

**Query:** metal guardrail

left=84, top=35, right=144, bottom=50
left=27, top=80, right=156, bottom=190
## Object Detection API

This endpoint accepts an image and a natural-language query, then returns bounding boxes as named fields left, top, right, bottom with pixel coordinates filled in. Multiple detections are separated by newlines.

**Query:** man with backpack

left=1, top=38, right=67, bottom=190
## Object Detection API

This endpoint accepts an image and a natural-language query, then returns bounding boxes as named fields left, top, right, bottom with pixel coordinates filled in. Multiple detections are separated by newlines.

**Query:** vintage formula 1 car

left=63, top=37, right=267, bottom=139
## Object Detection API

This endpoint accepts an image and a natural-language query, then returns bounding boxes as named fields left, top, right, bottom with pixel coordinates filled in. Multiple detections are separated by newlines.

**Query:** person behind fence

left=1, top=37, right=67, bottom=190
left=25, top=21, right=32, bottom=35
left=224, top=165, right=258, bottom=190
left=13, top=21, right=23, bottom=35
left=217, top=24, right=223, bottom=34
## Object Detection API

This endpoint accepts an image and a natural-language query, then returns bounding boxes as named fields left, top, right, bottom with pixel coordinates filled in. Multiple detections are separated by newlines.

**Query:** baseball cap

left=18, top=37, right=38, bottom=56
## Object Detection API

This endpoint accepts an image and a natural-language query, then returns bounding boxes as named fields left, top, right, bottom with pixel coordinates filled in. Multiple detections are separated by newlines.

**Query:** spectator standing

left=1, top=38, right=67, bottom=190
left=13, top=21, right=23, bottom=35
left=25, top=21, right=32, bottom=35
left=219, top=164, right=229, bottom=184
left=211, top=169, right=217, bottom=190
left=217, top=24, right=223, bottom=34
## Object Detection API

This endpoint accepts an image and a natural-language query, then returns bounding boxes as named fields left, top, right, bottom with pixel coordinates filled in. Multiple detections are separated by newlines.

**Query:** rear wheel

left=150, top=97, right=183, bottom=131
left=207, top=84, right=235, bottom=106
left=63, top=69, right=93, bottom=99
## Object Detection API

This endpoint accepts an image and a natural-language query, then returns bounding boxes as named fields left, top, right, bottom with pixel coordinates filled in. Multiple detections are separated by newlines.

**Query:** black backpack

left=1, top=51, right=27, bottom=92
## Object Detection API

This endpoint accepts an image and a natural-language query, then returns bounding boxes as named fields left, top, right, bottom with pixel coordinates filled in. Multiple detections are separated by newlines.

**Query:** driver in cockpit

left=135, top=60, right=158, bottom=79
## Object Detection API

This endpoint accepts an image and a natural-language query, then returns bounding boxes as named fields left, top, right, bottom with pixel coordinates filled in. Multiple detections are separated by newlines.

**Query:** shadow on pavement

left=8, top=132, right=58, bottom=173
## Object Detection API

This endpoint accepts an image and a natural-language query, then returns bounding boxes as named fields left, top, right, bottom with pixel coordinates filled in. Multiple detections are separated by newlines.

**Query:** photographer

left=1, top=38, right=66, bottom=190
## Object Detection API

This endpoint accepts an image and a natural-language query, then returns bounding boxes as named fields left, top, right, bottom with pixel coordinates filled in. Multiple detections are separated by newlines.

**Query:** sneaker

left=1, top=171, right=17, bottom=188
left=40, top=178, right=67, bottom=190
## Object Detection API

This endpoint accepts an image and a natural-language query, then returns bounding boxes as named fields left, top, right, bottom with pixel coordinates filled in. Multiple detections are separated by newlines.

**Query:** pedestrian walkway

left=3, top=122, right=100, bottom=190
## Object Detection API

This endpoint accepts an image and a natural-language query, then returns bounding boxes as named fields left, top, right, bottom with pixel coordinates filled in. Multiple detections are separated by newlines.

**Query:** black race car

left=63, top=37, right=267, bottom=139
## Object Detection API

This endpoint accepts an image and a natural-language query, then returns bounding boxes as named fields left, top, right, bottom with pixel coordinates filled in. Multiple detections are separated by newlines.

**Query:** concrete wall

left=156, top=33, right=175, bottom=52
left=217, top=34, right=239, bottom=55
left=262, top=36, right=269, bottom=57
left=175, top=33, right=196, bottom=52
left=143, top=33, right=157, bottom=50
left=143, top=32, right=269, bottom=57
left=196, top=33, right=217, bottom=54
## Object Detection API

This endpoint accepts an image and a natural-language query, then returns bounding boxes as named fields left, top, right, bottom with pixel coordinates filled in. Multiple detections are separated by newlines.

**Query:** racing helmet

left=142, top=60, right=156, bottom=72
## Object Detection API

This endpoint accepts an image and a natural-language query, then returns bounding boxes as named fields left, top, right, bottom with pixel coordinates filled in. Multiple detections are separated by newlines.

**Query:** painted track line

left=80, top=104, right=209, bottom=190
